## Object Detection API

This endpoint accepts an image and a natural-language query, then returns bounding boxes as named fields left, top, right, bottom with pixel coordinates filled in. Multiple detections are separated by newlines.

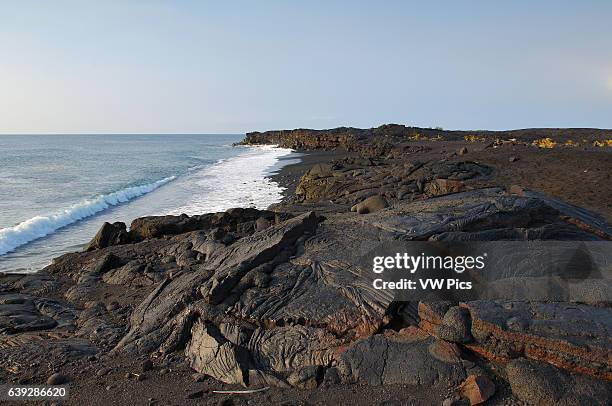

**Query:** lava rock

left=84, top=222, right=130, bottom=251
left=96, top=367, right=112, bottom=377
left=47, top=373, right=68, bottom=385
left=322, top=367, right=341, bottom=386
left=255, top=217, right=271, bottom=231
left=186, top=390, right=205, bottom=399
left=192, top=373, right=207, bottom=382
left=287, top=365, right=323, bottom=389
left=437, top=306, right=472, bottom=343
left=506, top=358, right=612, bottom=405
left=425, top=179, right=466, bottom=196
left=141, top=359, right=154, bottom=372
left=458, top=375, right=495, bottom=405
left=351, top=195, right=388, bottom=214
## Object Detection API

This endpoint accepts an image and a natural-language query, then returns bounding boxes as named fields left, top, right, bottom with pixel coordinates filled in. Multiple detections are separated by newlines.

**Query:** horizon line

left=0, top=133, right=246, bottom=136
left=1, top=124, right=612, bottom=136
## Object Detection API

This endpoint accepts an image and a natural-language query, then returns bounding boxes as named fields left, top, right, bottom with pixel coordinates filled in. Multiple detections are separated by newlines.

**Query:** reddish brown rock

left=417, top=301, right=451, bottom=336
left=428, top=340, right=463, bottom=363
left=425, top=179, right=466, bottom=196
left=395, top=326, right=431, bottom=342
left=461, top=301, right=612, bottom=381
left=509, top=184, right=526, bottom=195
left=458, top=375, right=495, bottom=405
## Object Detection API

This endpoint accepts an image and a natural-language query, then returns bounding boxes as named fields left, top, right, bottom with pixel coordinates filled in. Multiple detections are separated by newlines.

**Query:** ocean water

left=0, top=134, right=296, bottom=273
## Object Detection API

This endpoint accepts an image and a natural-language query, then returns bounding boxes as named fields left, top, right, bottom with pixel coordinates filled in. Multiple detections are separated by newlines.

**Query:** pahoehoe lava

left=1, top=124, right=612, bottom=405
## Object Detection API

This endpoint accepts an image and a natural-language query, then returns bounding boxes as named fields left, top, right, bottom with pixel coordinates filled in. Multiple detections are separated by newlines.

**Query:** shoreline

left=1, top=126, right=611, bottom=405
left=269, top=149, right=348, bottom=203
left=0, top=143, right=293, bottom=274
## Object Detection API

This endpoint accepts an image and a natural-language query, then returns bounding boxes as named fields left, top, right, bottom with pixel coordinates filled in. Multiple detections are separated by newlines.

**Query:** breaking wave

left=165, top=145, right=293, bottom=215
left=0, top=176, right=175, bottom=256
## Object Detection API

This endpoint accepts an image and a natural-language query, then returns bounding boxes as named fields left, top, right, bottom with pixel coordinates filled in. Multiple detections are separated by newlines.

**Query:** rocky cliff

left=240, top=124, right=612, bottom=156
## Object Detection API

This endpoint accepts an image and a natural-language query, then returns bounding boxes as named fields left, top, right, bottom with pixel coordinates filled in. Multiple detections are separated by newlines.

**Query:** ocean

left=0, top=134, right=296, bottom=273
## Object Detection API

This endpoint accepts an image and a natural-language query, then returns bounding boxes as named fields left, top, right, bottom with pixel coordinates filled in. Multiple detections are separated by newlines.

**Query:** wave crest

left=0, top=176, right=175, bottom=256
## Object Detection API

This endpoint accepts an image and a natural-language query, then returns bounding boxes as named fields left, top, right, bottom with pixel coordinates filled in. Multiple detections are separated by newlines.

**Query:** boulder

left=428, top=340, right=463, bottom=363
left=84, top=222, right=129, bottom=251
left=351, top=195, right=388, bottom=214
left=425, top=179, right=466, bottom=196
left=506, top=358, right=612, bottom=405
left=184, top=320, right=249, bottom=385
left=307, top=163, right=333, bottom=178
left=438, top=306, right=472, bottom=343
left=47, top=373, right=69, bottom=385
left=458, top=375, right=495, bottom=405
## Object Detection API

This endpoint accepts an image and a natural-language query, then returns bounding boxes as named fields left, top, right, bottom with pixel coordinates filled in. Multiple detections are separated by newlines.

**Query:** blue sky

left=1, top=1, right=611, bottom=133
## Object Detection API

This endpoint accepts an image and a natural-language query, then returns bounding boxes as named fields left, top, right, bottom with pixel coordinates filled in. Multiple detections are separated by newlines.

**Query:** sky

left=1, top=1, right=611, bottom=134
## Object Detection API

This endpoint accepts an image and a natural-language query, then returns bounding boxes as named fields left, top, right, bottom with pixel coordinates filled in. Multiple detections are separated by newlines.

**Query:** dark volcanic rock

left=506, top=358, right=612, bottom=405
left=141, top=359, right=153, bottom=372
left=185, top=319, right=249, bottom=385
left=295, top=159, right=492, bottom=205
left=0, top=293, right=59, bottom=334
left=129, top=208, right=289, bottom=241
left=337, top=333, right=466, bottom=386
left=47, top=372, right=68, bottom=385
left=463, top=301, right=612, bottom=381
left=85, top=222, right=130, bottom=251
left=373, top=187, right=611, bottom=241
left=2, top=186, right=611, bottom=394
left=287, top=365, right=323, bottom=389
left=239, top=125, right=612, bottom=156
left=2, top=127, right=612, bottom=401
left=437, top=306, right=472, bottom=344
left=114, top=212, right=324, bottom=350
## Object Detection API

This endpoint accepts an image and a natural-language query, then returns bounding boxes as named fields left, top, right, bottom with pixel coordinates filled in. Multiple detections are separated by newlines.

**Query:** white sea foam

left=0, top=145, right=294, bottom=267
left=165, top=145, right=293, bottom=215
left=0, top=176, right=175, bottom=256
